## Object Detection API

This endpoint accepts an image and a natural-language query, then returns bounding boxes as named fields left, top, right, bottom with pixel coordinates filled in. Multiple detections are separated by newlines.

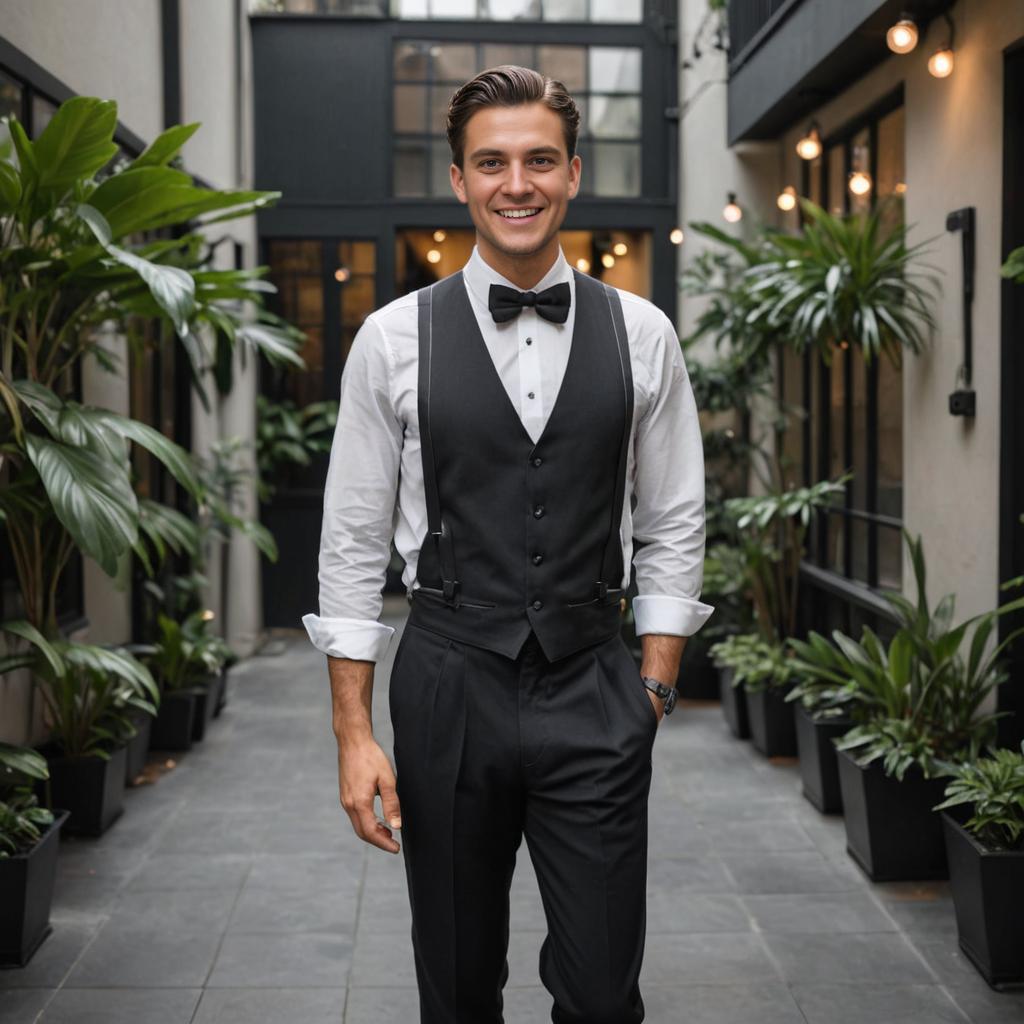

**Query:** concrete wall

left=680, top=0, right=1023, bottom=624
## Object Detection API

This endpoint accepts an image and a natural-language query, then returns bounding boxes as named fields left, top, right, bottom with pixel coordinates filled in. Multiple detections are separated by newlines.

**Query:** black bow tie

left=488, top=282, right=571, bottom=325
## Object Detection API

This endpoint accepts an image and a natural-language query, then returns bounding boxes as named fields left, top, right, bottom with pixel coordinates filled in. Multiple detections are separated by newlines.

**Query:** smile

left=497, top=208, right=542, bottom=220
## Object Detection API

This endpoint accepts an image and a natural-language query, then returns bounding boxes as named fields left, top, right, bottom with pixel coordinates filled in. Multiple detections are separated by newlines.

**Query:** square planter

left=124, top=712, right=152, bottom=785
left=676, top=644, right=721, bottom=701
left=213, top=666, right=229, bottom=717
left=837, top=747, right=948, bottom=881
left=149, top=689, right=197, bottom=751
left=746, top=684, right=798, bottom=757
left=190, top=676, right=219, bottom=742
left=719, top=667, right=750, bottom=740
left=795, top=706, right=853, bottom=814
left=36, top=746, right=126, bottom=838
left=942, top=810, right=1024, bottom=989
left=0, top=809, right=69, bottom=967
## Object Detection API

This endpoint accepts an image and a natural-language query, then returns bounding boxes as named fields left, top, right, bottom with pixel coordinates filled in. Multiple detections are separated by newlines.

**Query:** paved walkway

left=3, top=599, right=1023, bottom=1023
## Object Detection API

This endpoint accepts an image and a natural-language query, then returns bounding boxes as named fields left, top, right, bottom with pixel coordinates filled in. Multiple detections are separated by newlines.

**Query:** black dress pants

left=389, top=623, right=658, bottom=1024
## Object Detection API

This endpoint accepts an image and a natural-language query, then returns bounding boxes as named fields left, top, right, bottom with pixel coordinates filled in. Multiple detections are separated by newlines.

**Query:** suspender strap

left=597, top=280, right=634, bottom=605
left=417, top=281, right=460, bottom=607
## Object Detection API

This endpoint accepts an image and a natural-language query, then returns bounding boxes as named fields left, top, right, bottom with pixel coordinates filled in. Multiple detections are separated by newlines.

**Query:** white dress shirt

left=302, top=245, right=714, bottom=663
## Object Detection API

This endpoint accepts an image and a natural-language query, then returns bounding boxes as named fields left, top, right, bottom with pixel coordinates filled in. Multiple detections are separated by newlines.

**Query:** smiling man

left=303, top=66, right=713, bottom=1023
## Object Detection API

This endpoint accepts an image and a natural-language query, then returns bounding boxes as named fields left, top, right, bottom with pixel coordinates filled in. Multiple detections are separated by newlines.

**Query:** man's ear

left=450, top=162, right=468, bottom=204
left=567, top=153, right=582, bottom=200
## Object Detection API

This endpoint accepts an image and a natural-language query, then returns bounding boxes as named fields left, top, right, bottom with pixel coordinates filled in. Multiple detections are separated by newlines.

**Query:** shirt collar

left=463, top=244, right=573, bottom=311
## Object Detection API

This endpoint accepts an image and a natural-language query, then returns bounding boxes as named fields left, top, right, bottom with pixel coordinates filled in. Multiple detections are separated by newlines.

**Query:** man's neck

left=475, top=237, right=561, bottom=291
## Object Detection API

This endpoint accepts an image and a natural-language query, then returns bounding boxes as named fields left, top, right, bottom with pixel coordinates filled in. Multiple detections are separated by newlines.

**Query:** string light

left=776, top=186, right=798, bottom=212
left=601, top=253, right=616, bottom=269
left=433, top=229, right=446, bottom=242
left=848, top=171, right=873, bottom=197
left=334, top=267, right=351, bottom=283
left=669, top=227, right=684, bottom=245
left=722, top=192, right=742, bottom=223
left=796, top=122, right=822, bottom=161
left=427, top=249, right=441, bottom=264
left=576, top=257, right=591, bottom=272
left=928, top=48, right=954, bottom=77
left=612, top=242, right=628, bottom=256
left=886, top=14, right=919, bottom=54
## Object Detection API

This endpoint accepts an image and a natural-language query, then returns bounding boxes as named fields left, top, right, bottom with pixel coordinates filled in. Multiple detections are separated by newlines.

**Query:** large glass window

left=786, top=93, right=905, bottom=599
left=251, top=0, right=641, bottom=21
left=392, top=40, right=642, bottom=198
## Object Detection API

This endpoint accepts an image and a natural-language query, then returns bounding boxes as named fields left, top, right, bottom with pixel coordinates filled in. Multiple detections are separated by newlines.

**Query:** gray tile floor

left=3, top=598, right=1023, bottom=1023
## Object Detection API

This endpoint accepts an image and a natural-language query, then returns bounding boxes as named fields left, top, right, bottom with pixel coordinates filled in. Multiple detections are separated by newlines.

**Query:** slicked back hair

left=446, top=65, right=581, bottom=169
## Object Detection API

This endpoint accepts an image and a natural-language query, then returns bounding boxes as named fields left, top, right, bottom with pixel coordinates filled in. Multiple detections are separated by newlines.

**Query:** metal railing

left=727, top=0, right=802, bottom=71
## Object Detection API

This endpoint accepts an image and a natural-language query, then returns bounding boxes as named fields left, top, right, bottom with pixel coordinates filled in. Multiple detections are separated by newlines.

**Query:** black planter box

left=676, top=644, right=721, bottom=701
left=942, top=811, right=1024, bottom=988
left=837, top=747, right=948, bottom=881
left=124, top=713, right=152, bottom=785
left=190, top=676, right=219, bottom=742
left=36, top=746, right=126, bottom=838
left=719, top=668, right=750, bottom=740
left=0, top=809, right=68, bottom=967
left=213, top=666, right=228, bottom=717
left=149, top=689, right=197, bottom=751
left=746, top=684, right=798, bottom=757
left=795, top=706, right=853, bottom=814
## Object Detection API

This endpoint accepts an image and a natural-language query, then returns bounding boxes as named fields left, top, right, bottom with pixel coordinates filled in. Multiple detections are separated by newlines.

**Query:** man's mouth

left=496, top=208, right=542, bottom=220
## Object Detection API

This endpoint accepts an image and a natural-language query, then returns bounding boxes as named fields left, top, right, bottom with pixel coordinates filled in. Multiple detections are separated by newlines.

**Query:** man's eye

left=532, top=158, right=553, bottom=166
left=480, top=159, right=500, bottom=169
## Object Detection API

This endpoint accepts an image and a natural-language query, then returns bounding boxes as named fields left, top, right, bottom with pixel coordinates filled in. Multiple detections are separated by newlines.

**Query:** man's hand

left=640, top=633, right=688, bottom=726
left=327, top=655, right=402, bottom=854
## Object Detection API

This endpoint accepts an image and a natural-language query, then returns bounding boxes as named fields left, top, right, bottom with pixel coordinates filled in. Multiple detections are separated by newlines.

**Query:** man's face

left=450, top=102, right=581, bottom=261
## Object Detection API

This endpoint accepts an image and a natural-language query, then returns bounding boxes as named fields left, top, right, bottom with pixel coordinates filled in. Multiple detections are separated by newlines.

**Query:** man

left=303, top=65, right=713, bottom=1024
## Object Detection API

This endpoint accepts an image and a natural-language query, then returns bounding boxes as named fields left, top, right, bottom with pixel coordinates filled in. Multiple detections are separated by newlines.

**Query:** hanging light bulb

left=776, top=186, right=798, bottom=212
left=886, top=14, right=919, bottom=54
left=334, top=267, right=351, bottom=283
left=928, top=47, right=954, bottom=77
left=601, top=253, right=616, bottom=269
left=612, top=242, right=628, bottom=256
left=427, top=249, right=442, bottom=264
left=795, top=122, right=823, bottom=161
left=433, top=229, right=447, bottom=242
left=576, top=257, right=591, bottom=272
left=848, top=170, right=873, bottom=197
left=669, top=227, right=684, bottom=245
left=722, top=192, right=742, bottom=223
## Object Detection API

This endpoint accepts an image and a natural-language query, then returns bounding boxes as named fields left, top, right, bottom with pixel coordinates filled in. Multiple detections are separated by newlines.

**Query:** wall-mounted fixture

left=723, top=192, right=742, bottom=223
left=886, top=13, right=919, bottom=54
left=669, top=227, right=684, bottom=245
left=947, top=206, right=976, bottom=417
left=796, top=122, right=823, bottom=161
left=777, top=186, right=798, bottom=212
left=928, top=11, right=956, bottom=77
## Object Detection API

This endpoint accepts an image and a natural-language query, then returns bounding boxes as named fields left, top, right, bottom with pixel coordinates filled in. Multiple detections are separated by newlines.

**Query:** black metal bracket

left=946, top=205, right=976, bottom=417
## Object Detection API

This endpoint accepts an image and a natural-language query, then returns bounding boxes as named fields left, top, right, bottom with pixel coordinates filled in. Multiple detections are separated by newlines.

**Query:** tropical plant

left=1001, top=245, right=1024, bottom=284
left=709, top=631, right=795, bottom=693
left=0, top=742, right=53, bottom=857
left=934, top=742, right=1024, bottom=851
left=785, top=629, right=862, bottom=720
left=255, top=395, right=338, bottom=501
left=145, top=609, right=230, bottom=695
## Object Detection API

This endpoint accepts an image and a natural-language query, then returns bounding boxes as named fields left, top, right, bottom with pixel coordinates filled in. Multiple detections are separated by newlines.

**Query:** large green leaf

left=33, top=96, right=119, bottom=200
left=128, top=122, right=200, bottom=170
left=24, top=434, right=138, bottom=577
left=87, top=166, right=195, bottom=239
left=0, top=619, right=65, bottom=677
left=77, top=203, right=196, bottom=336
left=0, top=741, right=50, bottom=781
left=0, top=159, right=21, bottom=213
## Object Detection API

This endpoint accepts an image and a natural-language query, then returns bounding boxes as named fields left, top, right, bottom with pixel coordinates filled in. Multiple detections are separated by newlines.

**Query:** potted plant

left=933, top=742, right=1024, bottom=988
left=709, top=631, right=794, bottom=744
left=832, top=533, right=1024, bottom=881
left=0, top=742, right=66, bottom=966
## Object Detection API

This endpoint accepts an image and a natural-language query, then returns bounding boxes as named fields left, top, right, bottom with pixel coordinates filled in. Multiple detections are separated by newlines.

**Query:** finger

left=357, top=803, right=400, bottom=854
left=378, top=776, right=402, bottom=830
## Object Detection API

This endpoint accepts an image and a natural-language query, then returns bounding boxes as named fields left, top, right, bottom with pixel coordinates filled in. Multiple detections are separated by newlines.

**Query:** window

left=251, top=0, right=642, bottom=21
left=392, top=40, right=642, bottom=198
left=783, top=92, right=905, bottom=610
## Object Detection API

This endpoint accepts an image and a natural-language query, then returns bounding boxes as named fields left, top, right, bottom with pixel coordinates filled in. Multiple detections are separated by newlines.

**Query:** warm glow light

left=776, top=185, right=798, bottom=212
left=894, top=181, right=908, bottom=194
left=433, top=229, right=447, bottom=242
left=669, top=227, right=684, bottom=245
left=928, top=48, right=954, bottom=77
left=795, top=124, right=822, bottom=161
left=334, top=267, right=351, bottom=283
left=427, top=249, right=442, bottom=264
left=201, top=609, right=216, bottom=621
left=886, top=16, right=919, bottom=54
left=612, top=242, right=628, bottom=256
left=848, top=171, right=873, bottom=197
left=723, top=192, right=742, bottom=223
left=601, top=253, right=616, bottom=269
left=576, top=257, right=591, bottom=272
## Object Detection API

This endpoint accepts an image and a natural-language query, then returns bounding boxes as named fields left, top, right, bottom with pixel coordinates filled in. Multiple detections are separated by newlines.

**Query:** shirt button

left=527, top=391, right=535, bottom=400
left=532, top=456, right=543, bottom=467
left=532, top=553, right=544, bottom=565
left=532, top=599, right=543, bottom=611
left=533, top=504, right=545, bottom=518
left=525, top=337, right=533, bottom=345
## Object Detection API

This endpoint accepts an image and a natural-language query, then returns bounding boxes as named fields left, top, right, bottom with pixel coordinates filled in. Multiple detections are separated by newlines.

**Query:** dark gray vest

left=406, top=268, right=634, bottom=662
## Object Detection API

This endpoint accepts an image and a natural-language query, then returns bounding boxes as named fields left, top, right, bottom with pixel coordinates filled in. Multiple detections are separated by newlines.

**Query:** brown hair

left=445, top=65, right=581, bottom=169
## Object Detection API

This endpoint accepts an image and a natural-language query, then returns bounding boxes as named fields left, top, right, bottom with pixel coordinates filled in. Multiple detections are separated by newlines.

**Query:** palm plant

left=0, top=742, right=53, bottom=857
left=146, top=609, right=229, bottom=695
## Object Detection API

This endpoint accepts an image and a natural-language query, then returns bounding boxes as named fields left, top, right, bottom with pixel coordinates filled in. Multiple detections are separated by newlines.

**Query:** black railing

left=727, top=0, right=802, bottom=70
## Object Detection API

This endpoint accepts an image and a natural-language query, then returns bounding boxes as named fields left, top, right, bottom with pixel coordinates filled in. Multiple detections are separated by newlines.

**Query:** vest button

left=533, top=504, right=545, bottom=518
left=532, top=599, right=543, bottom=610
left=532, top=456, right=543, bottom=467
left=532, top=553, right=544, bottom=565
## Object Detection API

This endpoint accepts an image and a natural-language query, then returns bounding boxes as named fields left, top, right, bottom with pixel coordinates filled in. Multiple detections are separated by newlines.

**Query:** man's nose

left=502, top=163, right=533, bottom=196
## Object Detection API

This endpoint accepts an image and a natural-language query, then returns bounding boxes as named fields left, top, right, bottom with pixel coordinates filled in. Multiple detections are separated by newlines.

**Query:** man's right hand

left=336, top=736, right=402, bottom=854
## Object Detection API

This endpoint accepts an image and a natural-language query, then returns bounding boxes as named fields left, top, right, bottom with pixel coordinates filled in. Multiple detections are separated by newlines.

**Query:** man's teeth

left=499, top=209, right=540, bottom=218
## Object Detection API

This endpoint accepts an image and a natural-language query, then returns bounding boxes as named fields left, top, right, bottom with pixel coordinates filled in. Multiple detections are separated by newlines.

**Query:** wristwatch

left=641, top=676, right=678, bottom=715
